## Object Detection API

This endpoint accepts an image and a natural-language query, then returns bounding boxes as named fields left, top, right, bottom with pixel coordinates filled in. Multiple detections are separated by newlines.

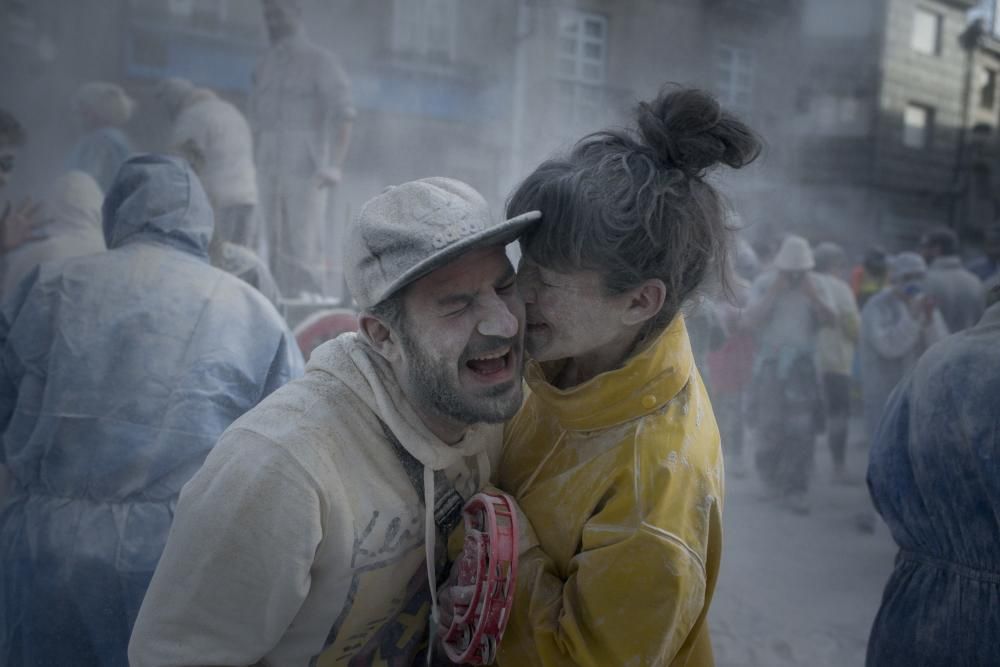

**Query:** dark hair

left=366, top=289, right=407, bottom=332
left=863, top=247, right=888, bottom=276
left=921, top=226, right=959, bottom=256
left=507, top=86, right=761, bottom=337
left=0, top=108, right=26, bottom=147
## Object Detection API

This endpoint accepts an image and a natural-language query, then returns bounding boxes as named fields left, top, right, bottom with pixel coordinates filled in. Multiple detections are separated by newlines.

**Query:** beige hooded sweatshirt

left=129, top=333, right=499, bottom=666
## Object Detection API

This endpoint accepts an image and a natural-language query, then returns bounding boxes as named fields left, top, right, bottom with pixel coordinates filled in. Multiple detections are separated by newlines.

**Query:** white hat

left=345, top=177, right=541, bottom=309
left=73, top=81, right=135, bottom=127
left=773, top=235, right=815, bottom=272
left=889, top=252, right=927, bottom=282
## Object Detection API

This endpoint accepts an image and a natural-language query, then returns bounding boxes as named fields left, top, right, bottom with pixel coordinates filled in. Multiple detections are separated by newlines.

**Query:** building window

left=903, top=102, right=934, bottom=148
left=813, top=95, right=865, bottom=135
left=555, top=11, right=609, bottom=128
left=716, top=45, right=754, bottom=116
left=556, top=11, right=607, bottom=84
left=391, top=0, right=457, bottom=62
left=911, top=7, right=942, bottom=55
left=980, top=66, right=997, bottom=109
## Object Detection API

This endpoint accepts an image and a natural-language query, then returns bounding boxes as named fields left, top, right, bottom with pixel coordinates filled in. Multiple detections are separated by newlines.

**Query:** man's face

left=261, top=0, right=299, bottom=43
left=783, top=270, right=807, bottom=288
left=394, top=245, right=526, bottom=429
left=0, top=143, right=18, bottom=191
left=893, top=271, right=926, bottom=301
left=920, top=241, right=939, bottom=263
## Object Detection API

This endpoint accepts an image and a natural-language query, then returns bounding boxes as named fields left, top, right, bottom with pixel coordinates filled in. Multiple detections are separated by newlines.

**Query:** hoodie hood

left=309, top=332, right=496, bottom=654
left=308, top=332, right=495, bottom=471
left=41, top=170, right=104, bottom=238
left=102, top=154, right=213, bottom=256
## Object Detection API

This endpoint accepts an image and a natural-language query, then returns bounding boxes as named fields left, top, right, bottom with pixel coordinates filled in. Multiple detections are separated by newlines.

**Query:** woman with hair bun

left=493, top=87, right=760, bottom=666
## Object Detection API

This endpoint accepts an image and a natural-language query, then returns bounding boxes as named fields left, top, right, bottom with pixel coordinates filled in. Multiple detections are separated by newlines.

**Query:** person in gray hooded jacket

left=921, top=227, right=985, bottom=333
left=0, top=154, right=302, bottom=667
left=859, top=252, right=948, bottom=442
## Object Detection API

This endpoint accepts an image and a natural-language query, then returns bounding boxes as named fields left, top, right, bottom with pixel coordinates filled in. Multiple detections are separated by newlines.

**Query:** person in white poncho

left=157, top=77, right=261, bottom=251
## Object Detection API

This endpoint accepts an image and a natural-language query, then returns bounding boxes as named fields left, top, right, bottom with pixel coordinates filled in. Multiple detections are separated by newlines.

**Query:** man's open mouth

left=465, top=346, right=512, bottom=377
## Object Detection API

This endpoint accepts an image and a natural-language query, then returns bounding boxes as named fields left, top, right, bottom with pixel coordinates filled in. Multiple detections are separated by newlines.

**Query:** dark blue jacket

left=867, top=303, right=1000, bottom=666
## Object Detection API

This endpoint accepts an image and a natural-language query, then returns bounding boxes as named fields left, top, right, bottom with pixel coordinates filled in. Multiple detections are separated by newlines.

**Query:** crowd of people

left=0, top=2, right=998, bottom=666
left=696, top=224, right=995, bottom=519
left=1, top=0, right=351, bottom=307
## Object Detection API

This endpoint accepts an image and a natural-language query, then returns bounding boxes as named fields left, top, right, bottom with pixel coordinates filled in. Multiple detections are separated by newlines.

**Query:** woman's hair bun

left=635, top=87, right=761, bottom=177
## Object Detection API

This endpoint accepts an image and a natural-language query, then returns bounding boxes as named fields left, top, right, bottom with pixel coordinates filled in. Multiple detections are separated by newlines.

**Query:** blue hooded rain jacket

left=0, top=154, right=303, bottom=667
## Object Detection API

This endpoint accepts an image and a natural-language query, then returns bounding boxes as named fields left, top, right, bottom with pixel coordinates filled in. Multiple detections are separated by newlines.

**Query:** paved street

left=711, top=431, right=897, bottom=667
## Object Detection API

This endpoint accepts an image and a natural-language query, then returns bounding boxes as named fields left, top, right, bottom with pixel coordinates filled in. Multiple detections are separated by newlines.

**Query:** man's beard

left=402, top=334, right=523, bottom=426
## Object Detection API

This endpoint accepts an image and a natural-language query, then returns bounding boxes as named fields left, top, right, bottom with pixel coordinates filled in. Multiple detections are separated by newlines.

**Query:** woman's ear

left=359, top=314, right=401, bottom=362
left=620, top=279, right=667, bottom=327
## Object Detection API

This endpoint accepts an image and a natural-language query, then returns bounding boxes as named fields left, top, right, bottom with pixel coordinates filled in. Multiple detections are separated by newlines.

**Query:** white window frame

left=556, top=11, right=608, bottom=85
left=911, top=7, right=942, bottom=56
left=979, top=65, right=997, bottom=110
left=555, top=10, right=609, bottom=129
left=391, top=0, right=457, bottom=61
left=716, top=44, right=754, bottom=116
left=903, top=102, right=934, bottom=149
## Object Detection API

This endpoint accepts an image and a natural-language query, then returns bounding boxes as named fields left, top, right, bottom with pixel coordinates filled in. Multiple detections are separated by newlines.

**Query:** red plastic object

left=441, top=492, right=519, bottom=665
left=292, top=308, right=358, bottom=360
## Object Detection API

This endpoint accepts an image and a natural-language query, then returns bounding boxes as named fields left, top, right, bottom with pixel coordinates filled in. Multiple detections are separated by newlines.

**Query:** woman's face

left=516, top=253, right=633, bottom=363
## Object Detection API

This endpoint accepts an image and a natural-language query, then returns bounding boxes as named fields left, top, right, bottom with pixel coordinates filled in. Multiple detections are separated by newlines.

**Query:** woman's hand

left=437, top=564, right=475, bottom=629
left=1, top=198, right=48, bottom=253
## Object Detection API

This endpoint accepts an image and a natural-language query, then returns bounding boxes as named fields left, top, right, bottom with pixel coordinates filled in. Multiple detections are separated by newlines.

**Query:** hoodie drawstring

left=423, top=466, right=439, bottom=665
left=476, top=450, right=491, bottom=488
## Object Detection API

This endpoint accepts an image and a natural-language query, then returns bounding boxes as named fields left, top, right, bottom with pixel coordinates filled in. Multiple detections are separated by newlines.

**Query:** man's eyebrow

left=435, top=266, right=516, bottom=308
left=436, top=291, right=476, bottom=308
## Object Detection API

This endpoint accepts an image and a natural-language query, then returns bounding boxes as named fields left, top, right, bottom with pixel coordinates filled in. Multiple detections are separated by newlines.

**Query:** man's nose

left=477, top=293, right=520, bottom=339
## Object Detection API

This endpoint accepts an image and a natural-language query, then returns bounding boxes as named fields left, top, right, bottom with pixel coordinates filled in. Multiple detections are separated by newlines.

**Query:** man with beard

left=129, top=178, right=540, bottom=666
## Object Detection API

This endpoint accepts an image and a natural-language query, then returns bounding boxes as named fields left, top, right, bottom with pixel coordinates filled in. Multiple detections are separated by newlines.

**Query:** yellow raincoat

left=497, top=316, right=724, bottom=667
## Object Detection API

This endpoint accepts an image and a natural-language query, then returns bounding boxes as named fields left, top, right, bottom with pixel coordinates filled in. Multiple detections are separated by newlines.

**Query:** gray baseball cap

left=345, top=177, right=541, bottom=309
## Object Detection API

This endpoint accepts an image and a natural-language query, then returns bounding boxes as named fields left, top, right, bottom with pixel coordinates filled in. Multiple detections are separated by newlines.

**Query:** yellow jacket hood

left=525, top=315, right=695, bottom=430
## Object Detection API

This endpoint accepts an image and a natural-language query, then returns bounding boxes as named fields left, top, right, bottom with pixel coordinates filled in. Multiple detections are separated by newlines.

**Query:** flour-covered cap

left=345, top=177, right=541, bottom=309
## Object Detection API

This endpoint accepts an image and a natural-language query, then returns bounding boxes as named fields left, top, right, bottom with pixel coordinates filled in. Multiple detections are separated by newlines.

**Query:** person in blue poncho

left=0, top=154, right=303, bottom=667
left=866, top=285, right=1000, bottom=666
